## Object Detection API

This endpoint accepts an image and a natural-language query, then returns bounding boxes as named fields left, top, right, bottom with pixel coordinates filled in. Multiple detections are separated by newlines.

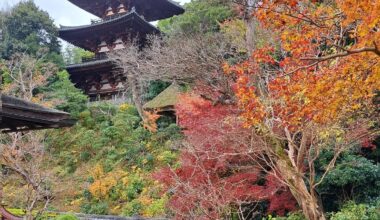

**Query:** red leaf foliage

left=154, top=93, right=297, bottom=219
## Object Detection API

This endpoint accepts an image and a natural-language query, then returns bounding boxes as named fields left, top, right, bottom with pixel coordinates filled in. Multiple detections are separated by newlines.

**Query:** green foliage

left=48, top=102, right=182, bottom=215
left=158, top=0, right=234, bottom=35
left=330, top=201, right=380, bottom=220
left=7, top=208, right=25, bottom=217
left=144, top=81, right=171, bottom=101
left=63, top=45, right=95, bottom=65
left=0, top=0, right=61, bottom=62
left=316, top=151, right=380, bottom=211
left=266, top=212, right=306, bottom=220
left=46, top=71, right=88, bottom=117
left=80, top=202, right=109, bottom=215
left=123, top=200, right=143, bottom=216
left=143, top=196, right=168, bottom=217
left=55, top=214, right=79, bottom=220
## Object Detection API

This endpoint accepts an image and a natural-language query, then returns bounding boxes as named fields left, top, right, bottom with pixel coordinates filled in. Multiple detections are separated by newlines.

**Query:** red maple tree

left=155, top=93, right=296, bottom=219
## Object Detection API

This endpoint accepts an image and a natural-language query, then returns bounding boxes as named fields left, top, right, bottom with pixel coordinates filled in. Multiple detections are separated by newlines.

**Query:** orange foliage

left=227, top=0, right=380, bottom=129
left=143, top=111, right=161, bottom=132
left=89, top=164, right=128, bottom=199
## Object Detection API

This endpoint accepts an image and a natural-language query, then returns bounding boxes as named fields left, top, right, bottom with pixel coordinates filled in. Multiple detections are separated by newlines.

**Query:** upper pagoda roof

left=0, top=94, right=76, bottom=132
left=68, top=0, right=184, bottom=21
left=59, top=11, right=160, bottom=52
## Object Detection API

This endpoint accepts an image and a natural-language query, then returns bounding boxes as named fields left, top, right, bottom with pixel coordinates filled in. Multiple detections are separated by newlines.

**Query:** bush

left=330, top=201, right=380, bottom=220
left=317, top=152, right=380, bottom=211
left=267, top=212, right=306, bottom=220
left=80, top=202, right=109, bottom=215
left=55, top=214, right=79, bottom=220
left=123, top=200, right=142, bottom=216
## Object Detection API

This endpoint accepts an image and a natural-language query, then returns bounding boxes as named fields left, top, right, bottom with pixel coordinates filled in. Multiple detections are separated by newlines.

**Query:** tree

left=0, top=0, right=62, bottom=64
left=226, top=1, right=380, bottom=219
left=1, top=52, right=56, bottom=100
left=109, top=33, right=235, bottom=118
left=63, top=45, right=94, bottom=65
left=45, top=70, right=88, bottom=118
left=0, top=53, right=58, bottom=219
left=158, top=0, right=234, bottom=35
left=155, top=93, right=297, bottom=219
left=316, top=151, right=380, bottom=212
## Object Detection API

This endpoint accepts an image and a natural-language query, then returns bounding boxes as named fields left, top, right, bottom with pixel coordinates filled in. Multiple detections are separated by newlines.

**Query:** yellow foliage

left=119, top=103, right=131, bottom=112
left=88, top=164, right=128, bottom=199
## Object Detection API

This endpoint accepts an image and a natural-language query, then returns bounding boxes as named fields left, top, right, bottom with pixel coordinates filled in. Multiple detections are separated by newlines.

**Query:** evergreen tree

left=0, top=0, right=62, bottom=65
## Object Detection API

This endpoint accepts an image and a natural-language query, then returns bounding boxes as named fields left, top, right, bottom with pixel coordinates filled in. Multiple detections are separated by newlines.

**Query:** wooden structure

left=59, top=0, right=184, bottom=101
left=0, top=94, right=75, bottom=133
left=0, top=95, right=75, bottom=219
left=143, top=83, right=180, bottom=124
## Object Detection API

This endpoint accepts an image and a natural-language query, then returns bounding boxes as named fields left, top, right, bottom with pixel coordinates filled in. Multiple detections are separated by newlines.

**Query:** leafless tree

left=2, top=51, right=56, bottom=100
left=0, top=52, right=57, bottom=219
left=108, top=33, right=236, bottom=118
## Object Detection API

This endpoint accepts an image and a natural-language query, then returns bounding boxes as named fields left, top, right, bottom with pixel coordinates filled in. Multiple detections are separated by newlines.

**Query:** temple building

left=59, top=0, right=184, bottom=101
left=143, top=83, right=181, bottom=125
left=0, top=94, right=75, bottom=133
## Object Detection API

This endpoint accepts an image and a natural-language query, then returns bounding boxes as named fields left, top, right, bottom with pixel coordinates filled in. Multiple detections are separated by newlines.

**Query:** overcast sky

left=0, top=0, right=191, bottom=26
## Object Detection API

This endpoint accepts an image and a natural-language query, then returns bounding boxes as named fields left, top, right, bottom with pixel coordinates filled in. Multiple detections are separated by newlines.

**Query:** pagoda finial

left=105, top=6, right=114, bottom=17
left=98, top=41, right=110, bottom=53
left=117, top=3, right=128, bottom=14
left=113, top=38, right=125, bottom=50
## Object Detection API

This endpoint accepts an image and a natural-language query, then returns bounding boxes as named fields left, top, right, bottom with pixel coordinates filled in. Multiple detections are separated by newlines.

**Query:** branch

left=301, top=45, right=380, bottom=62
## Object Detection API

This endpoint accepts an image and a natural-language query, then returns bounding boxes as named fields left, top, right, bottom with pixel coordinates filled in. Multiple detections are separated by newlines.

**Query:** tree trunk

left=24, top=212, right=33, bottom=220
left=277, top=159, right=326, bottom=220
left=127, top=74, right=144, bottom=119
left=245, top=0, right=256, bottom=54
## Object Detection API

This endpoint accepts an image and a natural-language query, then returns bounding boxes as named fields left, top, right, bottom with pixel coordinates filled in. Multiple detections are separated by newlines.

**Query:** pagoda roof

left=59, top=11, right=160, bottom=52
left=68, top=0, right=184, bottom=22
left=0, top=95, right=76, bottom=132
left=67, top=59, right=113, bottom=73
left=143, top=83, right=180, bottom=110
left=66, top=58, right=115, bottom=76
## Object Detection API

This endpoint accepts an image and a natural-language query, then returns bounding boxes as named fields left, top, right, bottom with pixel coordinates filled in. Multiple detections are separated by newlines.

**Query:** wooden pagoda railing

left=81, top=53, right=107, bottom=63
left=90, top=9, right=131, bottom=24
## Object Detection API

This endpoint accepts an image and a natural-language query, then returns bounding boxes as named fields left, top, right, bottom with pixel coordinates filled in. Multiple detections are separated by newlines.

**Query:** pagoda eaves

left=59, top=0, right=185, bottom=100
left=59, top=11, right=160, bottom=52
left=68, top=0, right=184, bottom=21
left=66, top=59, right=126, bottom=101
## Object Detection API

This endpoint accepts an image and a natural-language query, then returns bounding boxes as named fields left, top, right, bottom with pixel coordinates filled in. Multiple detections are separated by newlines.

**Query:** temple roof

left=59, top=11, right=160, bottom=52
left=68, top=0, right=184, bottom=22
left=66, top=58, right=114, bottom=75
left=0, top=95, right=76, bottom=132
left=143, top=83, right=180, bottom=110
left=66, top=59, right=113, bottom=74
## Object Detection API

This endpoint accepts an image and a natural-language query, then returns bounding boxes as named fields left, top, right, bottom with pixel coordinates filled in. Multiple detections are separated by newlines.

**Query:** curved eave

left=66, top=59, right=115, bottom=75
left=59, top=11, right=160, bottom=51
left=0, top=95, right=76, bottom=132
left=68, top=0, right=185, bottom=21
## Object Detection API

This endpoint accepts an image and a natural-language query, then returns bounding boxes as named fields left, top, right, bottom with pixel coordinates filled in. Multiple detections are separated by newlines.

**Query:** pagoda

left=59, top=0, right=184, bottom=101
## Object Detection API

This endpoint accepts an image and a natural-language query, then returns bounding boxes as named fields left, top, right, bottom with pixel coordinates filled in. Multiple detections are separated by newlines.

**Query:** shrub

left=55, top=214, right=79, bottom=220
left=330, top=202, right=380, bottom=220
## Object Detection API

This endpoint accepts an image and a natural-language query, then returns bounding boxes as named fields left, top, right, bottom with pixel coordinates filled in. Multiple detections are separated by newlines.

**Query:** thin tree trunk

left=245, top=0, right=256, bottom=54
left=277, top=159, right=326, bottom=220
left=127, top=74, right=144, bottom=119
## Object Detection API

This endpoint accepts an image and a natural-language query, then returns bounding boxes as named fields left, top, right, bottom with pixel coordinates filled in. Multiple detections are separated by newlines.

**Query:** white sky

left=0, top=0, right=191, bottom=26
